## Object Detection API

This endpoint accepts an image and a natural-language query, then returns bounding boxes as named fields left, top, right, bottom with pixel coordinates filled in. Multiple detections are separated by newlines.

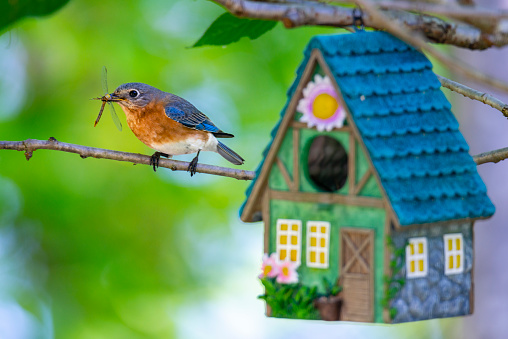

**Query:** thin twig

left=351, top=0, right=508, bottom=95
left=437, top=75, right=508, bottom=118
left=0, top=138, right=255, bottom=181
left=473, top=147, right=508, bottom=165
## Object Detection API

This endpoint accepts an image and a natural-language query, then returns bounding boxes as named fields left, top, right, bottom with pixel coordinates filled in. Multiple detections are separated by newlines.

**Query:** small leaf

left=1, top=0, right=70, bottom=32
left=192, top=12, right=277, bottom=47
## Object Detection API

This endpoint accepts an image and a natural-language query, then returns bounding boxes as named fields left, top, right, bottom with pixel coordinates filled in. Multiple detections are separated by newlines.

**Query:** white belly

left=152, top=134, right=218, bottom=155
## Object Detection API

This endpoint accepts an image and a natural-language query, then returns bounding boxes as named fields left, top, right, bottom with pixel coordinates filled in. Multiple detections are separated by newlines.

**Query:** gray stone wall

left=390, top=222, right=473, bottom=323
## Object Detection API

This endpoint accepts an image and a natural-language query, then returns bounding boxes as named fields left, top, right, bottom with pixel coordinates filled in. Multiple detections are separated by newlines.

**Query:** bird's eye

left=129, top=90, right=139, bottom=98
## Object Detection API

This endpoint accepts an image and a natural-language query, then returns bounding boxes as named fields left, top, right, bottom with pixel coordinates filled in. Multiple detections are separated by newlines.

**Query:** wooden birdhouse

left=240, top=32, right=495, bottom=323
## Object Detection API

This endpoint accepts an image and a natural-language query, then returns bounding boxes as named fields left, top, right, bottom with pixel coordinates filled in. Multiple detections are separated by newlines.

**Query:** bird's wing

left=164, top=99, right=220, bottom=134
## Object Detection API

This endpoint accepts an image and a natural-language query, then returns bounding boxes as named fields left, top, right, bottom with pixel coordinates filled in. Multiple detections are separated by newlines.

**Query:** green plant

left=381, top=236, right=407, bottom=320
left=258, top=278, right=320, bottom=320
left=322, top=277, right=342, bottom=297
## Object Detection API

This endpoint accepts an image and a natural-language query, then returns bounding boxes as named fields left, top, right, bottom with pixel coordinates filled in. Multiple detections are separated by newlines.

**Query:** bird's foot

left=187, top=150, right=201, bottom=177
left=149, top=152, right=170, bottom=172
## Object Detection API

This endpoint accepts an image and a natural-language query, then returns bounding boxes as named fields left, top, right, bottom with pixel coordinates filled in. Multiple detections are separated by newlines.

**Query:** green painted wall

left=269, top=199, right=386, bottom=323
left=268, top=129, right=294, bottom=191
left=359, top=176, right=382, bottom=198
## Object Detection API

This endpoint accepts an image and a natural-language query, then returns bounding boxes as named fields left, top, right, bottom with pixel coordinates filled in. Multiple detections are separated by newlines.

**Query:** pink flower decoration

left=297, top=74, right=346, bottom=132
left=276, top=261, right=299, bottom=284
left=259, top=253, right=280, bottom=279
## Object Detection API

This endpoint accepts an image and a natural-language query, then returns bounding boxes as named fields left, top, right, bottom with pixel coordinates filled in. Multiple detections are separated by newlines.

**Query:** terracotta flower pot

left=315, top=296, right=342, bottom=321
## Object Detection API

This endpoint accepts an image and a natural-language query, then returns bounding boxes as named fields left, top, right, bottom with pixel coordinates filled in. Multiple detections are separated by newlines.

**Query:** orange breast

left=120, top=101, right=208, bottom=149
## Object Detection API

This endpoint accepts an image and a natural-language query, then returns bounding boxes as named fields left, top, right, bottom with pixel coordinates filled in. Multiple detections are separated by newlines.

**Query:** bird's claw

left=149, top=152, right=169, bottom=172
left=187, top=150, right=201, bottom=177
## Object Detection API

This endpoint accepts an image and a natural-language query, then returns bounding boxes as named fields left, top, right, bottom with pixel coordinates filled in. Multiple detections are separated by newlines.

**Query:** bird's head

left=107, top=83, right=162, bottom=109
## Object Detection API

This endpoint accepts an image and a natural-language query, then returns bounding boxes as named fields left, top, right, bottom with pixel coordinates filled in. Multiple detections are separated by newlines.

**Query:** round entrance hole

left=307, top=136, right=348, bottom=192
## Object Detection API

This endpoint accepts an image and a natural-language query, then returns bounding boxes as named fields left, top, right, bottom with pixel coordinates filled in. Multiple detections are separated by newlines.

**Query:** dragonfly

left=93, top=66, right=122, bottom=131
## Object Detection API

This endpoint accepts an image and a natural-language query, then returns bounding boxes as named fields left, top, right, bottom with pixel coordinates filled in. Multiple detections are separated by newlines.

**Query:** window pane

left=310, top=226, right=316, bottom=233
left=449, top=256, right=454, bottom=269
left=410, top=260, right=415, bottom=273
left=281, top=223, right=288, bottom=231
left=409, top=244, right=414, bottom=255
left=291, top=236, right=298, bottom=245
left=456, top=238, right=461, bottom=251
left=280, top=235, right=287, bottom=245
left=310, top=237, right=317, bottom=247
left=418, top=243, right=423, bottom=254
left=320, top=238, right=326, bottom=248
left=280, top=250, right=287, bottom=261
left=291, top=224, right=298, bottom=231
left=418, top=259, right=424, bottom=272
left=320, top=252, right=325, bottom=264
left=448, top=239, right=453, bottom=251
left=310, top=251, right=316, bottom=263
left=321, top=226, right=326, bottom=234
left=457, top=255, right=461, bottom=268
left=290, top=250, right=297, bottom=262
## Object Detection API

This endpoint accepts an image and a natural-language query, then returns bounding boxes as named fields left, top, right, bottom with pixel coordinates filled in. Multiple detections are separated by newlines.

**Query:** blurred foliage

left=0, top=0, right=336, bottom=337
left=192, top=12, right=277, bottom=47
left=0, top=0, right=70, bottom=32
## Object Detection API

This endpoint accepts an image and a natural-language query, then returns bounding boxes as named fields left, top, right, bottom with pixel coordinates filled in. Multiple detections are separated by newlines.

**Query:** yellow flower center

left=282, top=266, right=289, bottom=276
left=312, top=93, right=338, bottom=120
left=263, top=265, right=272, bottom=276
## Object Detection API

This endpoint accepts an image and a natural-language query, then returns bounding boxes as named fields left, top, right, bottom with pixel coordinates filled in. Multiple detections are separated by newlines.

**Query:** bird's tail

left=217, top=141, right=244, bottom=165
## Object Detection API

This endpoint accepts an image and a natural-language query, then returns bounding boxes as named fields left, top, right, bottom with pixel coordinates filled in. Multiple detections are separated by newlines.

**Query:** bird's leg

left=187, top=150, right=201, bottom=177
left=149, top=152, right=170, bottom=172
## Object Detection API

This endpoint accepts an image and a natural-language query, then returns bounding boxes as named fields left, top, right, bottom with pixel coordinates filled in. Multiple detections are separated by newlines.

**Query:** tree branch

left=473, top=147, right=508, bottom=165
left=0, top=138, right=255, bottom=181
left=212, top=0, right=508, bottom=50
left=0, top=139, right=505, bottom=181
left=437, top=75, right=508, bottom=118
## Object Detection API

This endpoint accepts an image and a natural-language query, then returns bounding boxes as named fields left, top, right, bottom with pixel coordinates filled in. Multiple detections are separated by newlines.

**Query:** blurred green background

left=0, top=0, right=505, bottom=338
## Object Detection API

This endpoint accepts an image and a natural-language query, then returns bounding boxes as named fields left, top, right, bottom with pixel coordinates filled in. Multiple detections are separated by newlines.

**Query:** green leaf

left=0, top=0, right=70, bottom=32
left=192, top=12, right=277, bottom=47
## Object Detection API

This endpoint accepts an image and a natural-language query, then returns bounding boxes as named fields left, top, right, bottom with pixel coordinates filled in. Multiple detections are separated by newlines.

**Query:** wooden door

left=340, top=228, right=374, bottom=322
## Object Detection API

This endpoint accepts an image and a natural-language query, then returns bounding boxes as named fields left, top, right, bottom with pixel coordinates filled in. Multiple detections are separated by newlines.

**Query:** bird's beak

left=105, top=93, right=124, bottom=102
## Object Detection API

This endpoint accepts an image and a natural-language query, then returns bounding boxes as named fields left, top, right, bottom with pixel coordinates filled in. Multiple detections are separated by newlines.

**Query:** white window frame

left=406, top=237, right=428, bottom=278
left=306, top=221, right=330, bottom=269
left=276, top=219, right=302, bottom=265
left=443, top=233, right=464, bottom=275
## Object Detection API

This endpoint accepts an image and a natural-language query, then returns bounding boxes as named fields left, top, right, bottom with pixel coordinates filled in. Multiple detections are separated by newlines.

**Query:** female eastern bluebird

left=105, top=83, right=244, bottom=176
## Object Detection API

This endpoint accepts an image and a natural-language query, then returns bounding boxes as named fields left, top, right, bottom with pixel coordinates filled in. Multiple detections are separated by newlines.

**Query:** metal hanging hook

left=352, top=7, right=365, bottom=31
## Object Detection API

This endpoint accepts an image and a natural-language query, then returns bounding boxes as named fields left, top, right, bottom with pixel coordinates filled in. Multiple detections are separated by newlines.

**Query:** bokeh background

left=0, top=0, right=507, bottom=338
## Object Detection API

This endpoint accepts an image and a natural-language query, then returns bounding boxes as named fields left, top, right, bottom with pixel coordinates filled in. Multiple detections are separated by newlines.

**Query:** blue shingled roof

left=241, top=31, right=494, bottom=226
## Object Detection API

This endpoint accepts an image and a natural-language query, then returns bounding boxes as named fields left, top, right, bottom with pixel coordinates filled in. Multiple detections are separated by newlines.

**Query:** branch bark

left=473, top=147, right=508, bottom=165
left=0, top=139, right=505, bottom=180
left=0, top=138, right=255, bottom=181
left=212, top=0, right=508, bottom=50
